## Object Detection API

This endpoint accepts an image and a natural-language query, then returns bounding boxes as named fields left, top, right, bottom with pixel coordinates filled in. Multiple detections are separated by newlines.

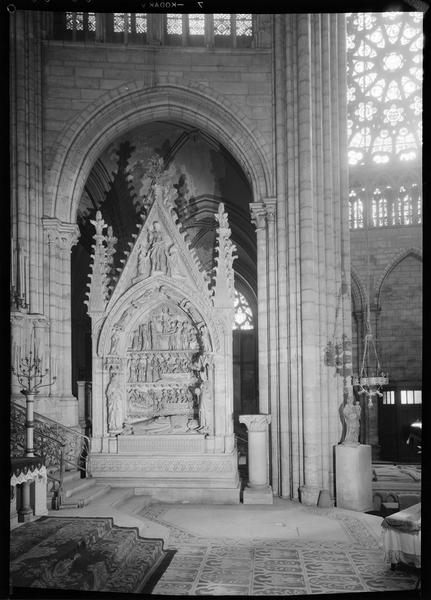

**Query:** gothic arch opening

left=71, top=120, right=258, bottom=432
left=376, top=253, right=422, bottom=462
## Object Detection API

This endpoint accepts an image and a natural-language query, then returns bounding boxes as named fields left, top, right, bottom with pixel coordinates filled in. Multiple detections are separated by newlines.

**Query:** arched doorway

left=71, top=121, right=258, bottom=432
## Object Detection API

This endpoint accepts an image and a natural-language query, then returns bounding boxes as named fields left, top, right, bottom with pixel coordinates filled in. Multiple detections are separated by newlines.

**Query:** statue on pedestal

left=342, top=392, right=361, bottom=445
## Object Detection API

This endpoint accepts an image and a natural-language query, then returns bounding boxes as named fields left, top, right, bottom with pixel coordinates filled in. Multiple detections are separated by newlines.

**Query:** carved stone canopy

left=87, top=185, right=237, bottom=439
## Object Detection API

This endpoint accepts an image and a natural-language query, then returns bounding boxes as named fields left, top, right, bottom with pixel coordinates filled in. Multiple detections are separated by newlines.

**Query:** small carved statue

left=137, top=239, right=150, bottom=278
left=109, top=328, right=121, bottom=355
left=106, top=369, right=124, bottom=434
left=148, top=222, right=169, bottom=274
left=196, top=384, right=210, bottom=434
left=142, top=322, right=152, bottom=350
left=342, top=395, right=361, bottom=445
left=199, top=325, right=211, bottom=351
left=168, top=245, right=181, bottom=277
left=90, top=210, right=106, bottom=237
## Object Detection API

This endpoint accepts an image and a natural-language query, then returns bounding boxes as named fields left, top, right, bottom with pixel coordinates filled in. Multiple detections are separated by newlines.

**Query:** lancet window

left=233, top=290, right=254, bottom=331
left=347, top=11, right=423, bottom=229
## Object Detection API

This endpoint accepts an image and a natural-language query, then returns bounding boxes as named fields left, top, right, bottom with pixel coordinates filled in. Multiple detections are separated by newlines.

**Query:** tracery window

left=188, top=14, right=205, bottom=36
left=166, top=13, right=183, bottom=36
left=233, top=290, right=254, bottom=331
left=214, top=14, right=232, bottom=36
left=65, top=12, right=96, bottom=36
left=113, top=13, right=147, bottom=34
left=66, top=12, right=96, bottom=31
left=236, top=14, right=253, bottom=37
left=347, top=12, right=422, bottom=229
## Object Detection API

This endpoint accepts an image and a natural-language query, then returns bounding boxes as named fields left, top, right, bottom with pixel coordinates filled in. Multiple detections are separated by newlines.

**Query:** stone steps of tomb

left=62, top=483, right=111, bottom=508
left=47, top=467, right=111, bottom=508
left=61, top=474, right=111, bottom=508
left=116, top=492, right=154, bottom=515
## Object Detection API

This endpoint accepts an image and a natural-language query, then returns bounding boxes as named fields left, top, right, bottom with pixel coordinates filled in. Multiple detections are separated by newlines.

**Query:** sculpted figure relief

left=122, top=301, right=212, bottom=431
left=192, top=353, right=212, bottom=433
left=106, top=368, right=124, bottom=434
left=137, top=239, right=150, bottom=278
left=90, top=210, right=106, bottom=237
left=109, top=328, right=121, bottom=355
left=148, top=222, right=170, bottom=275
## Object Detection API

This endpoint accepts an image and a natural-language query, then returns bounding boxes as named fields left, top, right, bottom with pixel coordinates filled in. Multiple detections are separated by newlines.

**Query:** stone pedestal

left=239, top=414, right=273, bottom=504
left=335, top=444, right=373, bottom=512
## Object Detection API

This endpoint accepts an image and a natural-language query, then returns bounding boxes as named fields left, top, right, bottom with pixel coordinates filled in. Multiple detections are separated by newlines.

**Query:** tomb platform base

left=90, top=440, right=240, bottom=504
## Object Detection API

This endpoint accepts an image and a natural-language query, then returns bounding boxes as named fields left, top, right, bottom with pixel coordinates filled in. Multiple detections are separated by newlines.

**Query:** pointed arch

left=45, top=80, right=273, bottom=223
left=350, top=265, right=367, bottom=312
left=375, top=247, right=422, bottom=305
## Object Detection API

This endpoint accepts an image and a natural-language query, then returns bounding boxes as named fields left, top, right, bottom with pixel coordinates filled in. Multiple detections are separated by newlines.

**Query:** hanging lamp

left=352, top=227, right=388, bottom=407
left=352, top=302, right=389, bottom=407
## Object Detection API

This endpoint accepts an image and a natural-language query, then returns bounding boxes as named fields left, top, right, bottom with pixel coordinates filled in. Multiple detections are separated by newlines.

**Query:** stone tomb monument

left=86, top=185, right=240, bottom=503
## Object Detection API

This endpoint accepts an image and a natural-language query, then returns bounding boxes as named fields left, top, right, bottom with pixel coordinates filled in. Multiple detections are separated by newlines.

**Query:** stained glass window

left=236, top=14, right=252, bottom=36
left=347, top=12, right=423, bottom=166
left=349, top=189, right=364, bottom=229
left=167, top=14, right=183, bottom=35
left=114, top=13, right=131, bottom=33
left=113, top=13, right=147, bottom=34
left=233, top=290, right=254, bottom=330
left=189, top=14, right=205, bottom=35
left=65, top=12, right=95, bottom=32
left=214, top=14, right=231, bottom=36
left=66, top=12, right=82, bottom=30
left=135, top=14, right=148, bottom=34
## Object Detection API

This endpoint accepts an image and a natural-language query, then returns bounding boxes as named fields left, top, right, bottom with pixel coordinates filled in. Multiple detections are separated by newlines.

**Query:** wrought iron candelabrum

left=12, top=351, right=56, bottom=457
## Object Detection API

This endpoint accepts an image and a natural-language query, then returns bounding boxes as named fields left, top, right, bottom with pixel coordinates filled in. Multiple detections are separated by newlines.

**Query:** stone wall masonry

left=42, top=43, right=273, bottom=176
left=350, top=225, right=422, bottom=298
left=350, top=225, right=422, bottom=386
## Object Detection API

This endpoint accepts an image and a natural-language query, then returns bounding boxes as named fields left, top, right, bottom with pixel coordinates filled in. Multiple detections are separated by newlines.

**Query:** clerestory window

left=56, top=13, right=253, bottom=48
left=64, top=12, right=96, bottom=40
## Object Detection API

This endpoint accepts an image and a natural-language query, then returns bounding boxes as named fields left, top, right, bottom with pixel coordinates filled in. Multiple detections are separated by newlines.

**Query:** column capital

left=240, top=413, right=271, bottom=432
left=250, top=199, right=277, bottom=229
left=250, top=202, right=267, bottom=230
left=42, top=218, right=80, bottom=251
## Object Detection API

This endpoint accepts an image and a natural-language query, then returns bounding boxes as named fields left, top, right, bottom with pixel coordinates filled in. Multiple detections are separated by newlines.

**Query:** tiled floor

left=138, top=500, right=420, bottom=596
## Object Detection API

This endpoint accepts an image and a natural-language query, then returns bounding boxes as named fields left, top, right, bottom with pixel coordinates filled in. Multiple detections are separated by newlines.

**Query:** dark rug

left=9, top=516, right=174, bottom=595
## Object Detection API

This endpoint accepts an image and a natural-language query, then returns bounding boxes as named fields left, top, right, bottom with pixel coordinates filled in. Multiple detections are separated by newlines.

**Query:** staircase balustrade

left=11, top=401, right=91, bottom=509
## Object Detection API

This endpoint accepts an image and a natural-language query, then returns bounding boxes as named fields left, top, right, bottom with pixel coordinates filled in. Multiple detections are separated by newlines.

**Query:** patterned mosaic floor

left=139, top=503, right=420, bottom=596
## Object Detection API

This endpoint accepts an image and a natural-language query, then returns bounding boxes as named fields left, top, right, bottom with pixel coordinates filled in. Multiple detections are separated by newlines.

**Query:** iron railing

left=11, top=401, right=91, bottom=509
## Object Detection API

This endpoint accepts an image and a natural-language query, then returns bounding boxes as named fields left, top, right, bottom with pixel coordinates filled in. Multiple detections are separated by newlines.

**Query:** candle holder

left=12, top=351, right=56, bottom=457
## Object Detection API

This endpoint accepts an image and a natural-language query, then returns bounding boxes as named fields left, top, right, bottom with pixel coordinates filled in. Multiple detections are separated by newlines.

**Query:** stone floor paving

left=139, top=501, right=420, bottom=596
